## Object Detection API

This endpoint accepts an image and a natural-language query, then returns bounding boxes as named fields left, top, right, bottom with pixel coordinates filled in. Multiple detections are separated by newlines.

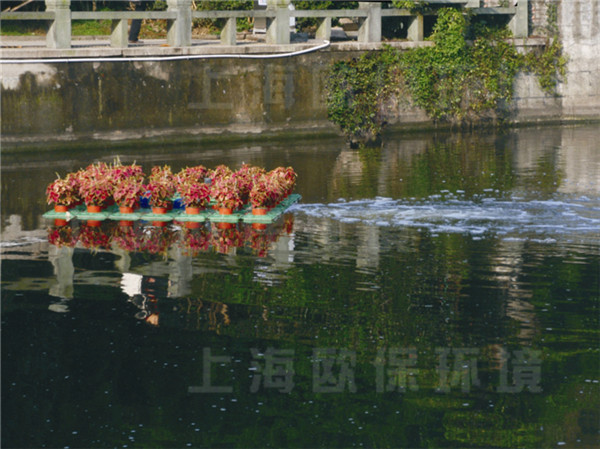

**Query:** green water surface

left=1, top=125, right=599, bottom=448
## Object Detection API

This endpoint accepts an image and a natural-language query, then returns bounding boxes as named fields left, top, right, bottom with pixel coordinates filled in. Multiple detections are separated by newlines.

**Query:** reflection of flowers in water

left=78, top=224, right=111, bottom=251
left=141, top=225, right=178, bottom=257
left=45, top=216, right=294, bottom=257
left=211, top=224, right=243, bottom=254
left=247, top=227, right=277, bottom=258
left=47, top=225, right=78, bottom=247
left=180, top=226, right=211, bottom=256
left=284, top=215, right=294, bottom=234
left=112, top=225, right=141, bottom=252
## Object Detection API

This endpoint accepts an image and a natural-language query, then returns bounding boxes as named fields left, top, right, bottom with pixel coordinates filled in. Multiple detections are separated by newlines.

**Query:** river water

left=2, top=125, right=599, bottom=448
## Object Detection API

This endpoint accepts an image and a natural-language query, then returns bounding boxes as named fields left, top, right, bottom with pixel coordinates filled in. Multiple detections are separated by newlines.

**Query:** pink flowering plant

left=78, top=176, right=113, bottom=207
left=234, top=164, right=264, bottom=204
left=113, top=179, right=145, bottom=209
left=270, top=166, right=297, bottom=196
left=110, top=160, right=145, bottom=183
left=208, top=165, right=233, bottom=184
left=79, top=162, right=110, bottom=180
left=249, top=173, right=285, bottom=209
left=210, top=175, right=244, bottom=210
left=144, top=179, right=175, bottom=208
left=74, top=162, right=115, bottom=207
left=46, top=173, right=81, bottom=207
left=144, top=165, right=175, bottom=208
left=176, top=165, right=208, bottom=185
left=76, top=162, right=111, bottom=189
left=178, top=180, right=211, bottom=209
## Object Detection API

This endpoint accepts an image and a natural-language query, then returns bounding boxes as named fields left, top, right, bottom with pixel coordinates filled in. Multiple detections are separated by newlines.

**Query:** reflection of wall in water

left=558, top=127, right=600, bottom=194
left=356, top=225, right=380, bottom=270
left=509, top=127, right=563, bottom=174
left=508, top=126, right=600, bottom=194
left=489, top=239, right=538, bottom=344
left=48, top=245, right=74, bottom=301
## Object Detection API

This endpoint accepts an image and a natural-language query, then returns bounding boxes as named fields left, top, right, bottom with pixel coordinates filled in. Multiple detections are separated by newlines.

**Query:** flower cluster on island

left=46, top=160, right=297, bottom=214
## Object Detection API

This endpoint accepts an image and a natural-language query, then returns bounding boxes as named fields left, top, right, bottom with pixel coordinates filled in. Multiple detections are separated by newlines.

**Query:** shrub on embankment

left=326, top=8, right=567, bottom=147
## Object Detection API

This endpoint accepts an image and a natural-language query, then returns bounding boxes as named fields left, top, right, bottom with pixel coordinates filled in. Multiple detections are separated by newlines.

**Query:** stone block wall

left=529, top=0, right=553, bottom=36
left=559, top=0, right=600, bottom=119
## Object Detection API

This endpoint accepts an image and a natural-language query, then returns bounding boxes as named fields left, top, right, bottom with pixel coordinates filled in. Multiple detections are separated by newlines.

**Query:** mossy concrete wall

left=2, top=11, right=599, bottom=145
left=1, top=52, right=340, bottom=142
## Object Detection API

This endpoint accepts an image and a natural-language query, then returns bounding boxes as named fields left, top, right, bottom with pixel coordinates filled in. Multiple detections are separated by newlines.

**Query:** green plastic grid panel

left=43, top=210, right=74, bottom=220
left=174, top=209, right=217, bottom=222
left=207, top=205, right=252, bottom=223
left=138, top=208, right=182, bottom=222
left=241, top=194, right=301, bottom=224
left=42, top=204, right=86, bottom=220
left=70, top=210, right=111, bottom=221
left=71, top=204, right=119, bottom=220
left=107, top=211, right=145, bottom=221
left=42, top=194, right=301, bottom=224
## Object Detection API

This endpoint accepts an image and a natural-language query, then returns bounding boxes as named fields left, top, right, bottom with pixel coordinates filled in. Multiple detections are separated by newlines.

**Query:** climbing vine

left=326, top=7, right=567, bottom=145
left=326, top=48, right=403, bottom=147
left=522, top=2, right=567, bottom=95
left=392, top=0, right=431, bottom=14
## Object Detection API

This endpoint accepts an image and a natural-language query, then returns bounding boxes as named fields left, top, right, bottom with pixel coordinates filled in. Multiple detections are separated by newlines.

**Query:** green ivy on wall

left=326, top=47, right=404, bottom=147
left=326, top=8, right=567, bottom=146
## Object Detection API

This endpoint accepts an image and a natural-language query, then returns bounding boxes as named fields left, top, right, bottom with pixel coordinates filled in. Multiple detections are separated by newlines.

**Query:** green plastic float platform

left=43, top=194, right=301, bottom=224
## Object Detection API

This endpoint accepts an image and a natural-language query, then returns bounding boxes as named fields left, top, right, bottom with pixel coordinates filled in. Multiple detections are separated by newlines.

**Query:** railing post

left=111, top=19, right=128, bottom=48
left=358, top=2, right=381, bottom=43
left=509, top=0, right=528, bottom=38
left=45, top=0, right=71, bottom=49
left=316, top=17, right=331, bottom=41
left=407, top=14, right=424, bottom=41
left=167, top=0, right=192, bottom=47
left=266, top=0, right=290, bottom=45
left=221, top=17, right=237, bottom=45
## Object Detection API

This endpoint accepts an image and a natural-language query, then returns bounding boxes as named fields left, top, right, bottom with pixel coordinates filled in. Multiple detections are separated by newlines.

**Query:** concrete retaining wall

left=559, top=0, right=600, bottom=120
left=1, top=0, right=598, bottom=144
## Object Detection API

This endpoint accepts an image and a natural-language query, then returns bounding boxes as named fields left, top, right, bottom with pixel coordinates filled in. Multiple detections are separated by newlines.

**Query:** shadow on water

left=1, top=125, right=599, bottom=448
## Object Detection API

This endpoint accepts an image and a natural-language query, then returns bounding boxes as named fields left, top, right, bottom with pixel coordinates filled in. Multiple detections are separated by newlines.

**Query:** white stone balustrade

left=0, top=0, right=527, bottom=49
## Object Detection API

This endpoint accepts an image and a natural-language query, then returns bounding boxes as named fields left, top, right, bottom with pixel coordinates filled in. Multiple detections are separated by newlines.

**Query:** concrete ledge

left=1, top=36, right=548, bottom=61
left=0, top=37, right=444, bottom=60
left=0, top=121, right=343, bottom=151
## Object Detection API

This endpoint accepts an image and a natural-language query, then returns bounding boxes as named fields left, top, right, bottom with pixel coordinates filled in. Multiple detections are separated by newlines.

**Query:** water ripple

left=291, top=195, right=600, bottom=242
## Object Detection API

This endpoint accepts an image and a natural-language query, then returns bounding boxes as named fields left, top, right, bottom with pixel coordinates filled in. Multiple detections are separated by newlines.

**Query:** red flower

left=178, top=180, right=211, bottom=209
left=114, top=179, right=145, bottom=208
left=210, top=175, right=244, bottom=211
left=45, top=173, right=81, bottom=207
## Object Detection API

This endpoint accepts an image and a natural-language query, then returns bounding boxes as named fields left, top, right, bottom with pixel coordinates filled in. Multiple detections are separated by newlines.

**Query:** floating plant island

left=43, top=161, right=300, bottom=225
